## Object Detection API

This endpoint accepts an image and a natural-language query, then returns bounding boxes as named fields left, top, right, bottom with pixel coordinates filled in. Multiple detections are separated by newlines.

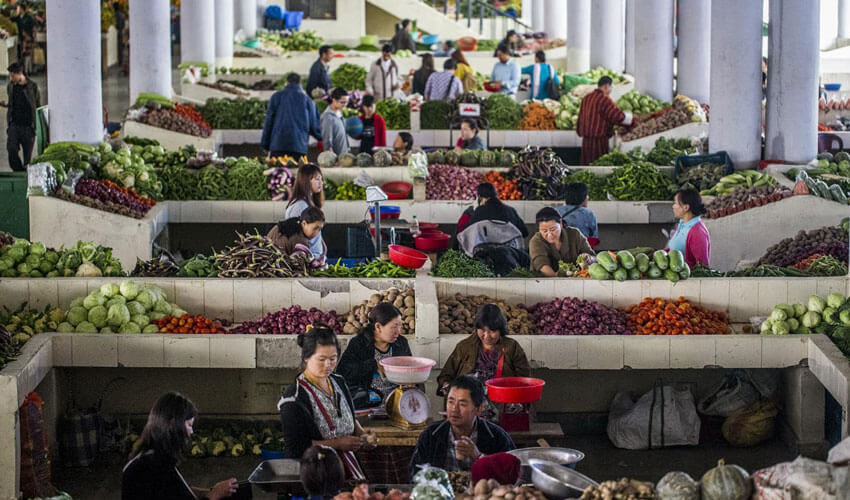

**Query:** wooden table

left=361, top=420, right=564, bottom=447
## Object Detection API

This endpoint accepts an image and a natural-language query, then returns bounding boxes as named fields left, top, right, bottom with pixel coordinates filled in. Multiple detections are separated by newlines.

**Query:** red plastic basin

left=418, top=222, right=439, bottom=231
left=414, top=232, right=450, bottom=252
left=486, top=377, right=545, bottom=404
left=389, top=245, right=428, bottom=269
left=381, top=182, right=413, bottom=200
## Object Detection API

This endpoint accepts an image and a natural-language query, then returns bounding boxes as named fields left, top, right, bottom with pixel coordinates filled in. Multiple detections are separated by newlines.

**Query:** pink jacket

left=683, top=220, right=711, bottom=268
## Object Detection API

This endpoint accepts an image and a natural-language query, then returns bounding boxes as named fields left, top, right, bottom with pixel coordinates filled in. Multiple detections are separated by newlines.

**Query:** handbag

left=546, top=64, right=561, bottom=100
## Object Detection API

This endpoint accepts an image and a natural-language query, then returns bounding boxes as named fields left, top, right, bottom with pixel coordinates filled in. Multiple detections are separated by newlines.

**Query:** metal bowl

left=248, top=459, right=302, bottom=493
left=509, top=447, right=585, bottom=483
left=529, top=459, right=598, bottom=500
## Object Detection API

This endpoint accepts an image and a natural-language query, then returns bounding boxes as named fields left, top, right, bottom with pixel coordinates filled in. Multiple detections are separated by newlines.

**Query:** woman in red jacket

left=359, top=95, right=386, bottom=154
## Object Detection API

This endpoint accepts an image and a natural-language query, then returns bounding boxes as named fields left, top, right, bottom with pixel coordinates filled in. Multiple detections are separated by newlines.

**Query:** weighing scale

left=379, top=357, right=435, bottom=430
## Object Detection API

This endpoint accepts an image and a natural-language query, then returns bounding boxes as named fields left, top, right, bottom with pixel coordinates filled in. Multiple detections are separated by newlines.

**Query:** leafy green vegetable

left=484, top=94, right=523, bottom=130
left=420, top=100, right=452, bottom=130
left=606, top=162, right=674, bottom=201
left=375, top=98, right=410, bottom=130
left=331, top=63, right=367, bottom=90
left=432, top=250, right=494, bottom=278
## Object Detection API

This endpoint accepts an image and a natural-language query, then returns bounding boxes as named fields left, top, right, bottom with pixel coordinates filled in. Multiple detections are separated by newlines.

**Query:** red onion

left=230, top=305, right=342, bottom=335
left=426, top=164, right=484, bottom=200
left=75, top=178, right=151, bottom=214
left=526, top=297, right=632, bottom=335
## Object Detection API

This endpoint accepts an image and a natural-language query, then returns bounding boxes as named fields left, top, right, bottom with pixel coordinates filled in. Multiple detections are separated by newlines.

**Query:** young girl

left=266, top=207, right=326, bottom=264
left=286, top=164, right=325, bottom=260
left=300, top=445, right=345, bottom=500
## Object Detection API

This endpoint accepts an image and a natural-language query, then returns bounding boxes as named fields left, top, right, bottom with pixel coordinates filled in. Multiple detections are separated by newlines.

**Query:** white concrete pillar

left=839, top=0, right=850, bottom=39
left=181, top=0, right=216, bottom=74
left=521, top=0, right=533, bottom=26
left=568, top=0, right=591, bottom=73
left=129, top=0, right=171, bottom=104
left=709, top=0, right=762, bottom=169
left=47, top=0, right=103, bottom=144
left=215, top=0, right=235, bottom=67
left=765, top=0, right=819, bottom=163
left=236, top=0, right=258, bottom=37
left=544, top=0, right=567, bottom=39
left=256, top=0, right=266, bottom=30
left=677, top=0, right=711, bottom=104
left=590, top=0, right=624, bottom=71
left=624, top=0, right=635, bottom=74
left=532, top=0, right=546, bottom=33
left=633, top=0, right=673, bottom=102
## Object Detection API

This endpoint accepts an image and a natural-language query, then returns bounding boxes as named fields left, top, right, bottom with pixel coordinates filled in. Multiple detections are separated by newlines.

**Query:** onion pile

left=757, top=224, right=849, bottom=267
left=527, top=297, right=632, bottom=335
left=230, top=305, right=342, bottom=335
left=426, top=164, right=483, bottom=200
left=75, top=179, right=153, bottom=214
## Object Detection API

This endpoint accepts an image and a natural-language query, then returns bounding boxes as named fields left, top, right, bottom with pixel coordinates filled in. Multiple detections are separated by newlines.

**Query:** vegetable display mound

left=563, top=170, right=607, bottom=201
left=482, top=171, right=521, bottom=200
left=157, top=314, right=227, bottom=334
left=138, top=108, right=212, bottom=137
left=527, top=297, right=631, bottom=336
left=375, top=98, right=410, bottom=130
left=624, top=297, right=731, bottom=335
left=179, top=254, right=220, bottom=277
left=343, top=288, right=415, bottom=335
left=439, top=294, right=533, bottom=335
left=0, top=239, right=124, bottom=278
left=174, top=103, right=212, bottom=130
left=617, top=90, right=666, bottom=115
left=333, top=181, right=366, bottom=200
left=484, top=94, right=523, bottom=130
left=704, top=185, right=792, bottom=219
left=74, top=178, right=154, bottom=217
left=215, top=233, right=311, bottom=278
left=420, top=100, right=452, bottom=130
left=518, top=102, right=556, bottom=130
left=132, top=255, right=179, bottom=277
left=589, top=249, right=691, bottom=283
left=312, top=259, right=416, bottom=278
left=426, top=164, right=483, bottom=200
left=432, top=250, right=494, bottom=278
left=509, top=146, right=572, bottom=200
left=2, top=302, right=66, bottom=346
left=199, top=98, right=267, bottom=129
left=756, top=221, right=849, bottom=268
left=606, top=162, right=674, bottom=201
left=763, top=293, right=849, bottom=337
left=646, top=136, right=696, bottom=166
left=331, top=63, right=367, bottom=90
left=620, top=95, right=705, bottom=142
left=701, top=170, right=777, bottom=196
left=230, top=305, right=342, bottom=335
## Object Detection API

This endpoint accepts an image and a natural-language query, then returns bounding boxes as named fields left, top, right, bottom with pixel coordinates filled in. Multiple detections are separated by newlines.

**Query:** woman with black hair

left=455, top=118, right=485, bottom=151
left=300, top=445, right=345, bottom=499
left=122, top=392, right=238, bottom=500
left=391, top=18, right=417, bottom=54
left=437, top=304, right=530, bottom=396
left=266, top=206, right=326, bottom=262
left=286, top=164, right=325, bottom=260
left=278, top=325, right=376, bottom=478
left=337, top=302, right=413, bottom=408
left=393, top=131, right=414, bottom=153
left=412, top=53, right=436, bottom=96
left=666, top=188, right=711, bottom=267
left=460, top=182, right=528, bottom=236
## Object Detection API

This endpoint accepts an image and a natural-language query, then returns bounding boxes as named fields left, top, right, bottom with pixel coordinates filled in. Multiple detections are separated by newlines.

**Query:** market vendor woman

left=667, top=189, right=710, bottom=268
left=337, top=302, right=412, bottom=408
left=529, top=207, right=595, bottom=277
left=279, top=325, right=377, bottom=478
left=437, top=304, right=530, bottom=396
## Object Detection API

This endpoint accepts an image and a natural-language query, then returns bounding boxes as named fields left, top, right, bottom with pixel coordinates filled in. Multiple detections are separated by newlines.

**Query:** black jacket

left=122, top=451, right=204, bottom=500
left=465, top=201, right=529, bottom=237
left=307, top=59, right=331, bottom=96
left=410, top=418, right=516, bottom=480
left=7, top=79, right=40, bottom=130
left=391, top=30, right=416, bottom=53
left=412, top=67, right=435, bottom=96
left=336, top=334, right=412, bottom=406
left=278, top=373, right=356, bottom=460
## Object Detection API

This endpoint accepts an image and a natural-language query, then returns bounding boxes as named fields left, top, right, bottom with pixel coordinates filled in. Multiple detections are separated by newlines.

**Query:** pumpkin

left=656, top=471, right=699, bottom=500
left=460, top=150, right=479, bottom=167
left=498, top=149, right=516, bottom=167
left=700, top=459, right=751, bottom=500
left=373, top=149, right=392, bottom=167
left=427, top=150, right=445, bottom=165
left=478, top=150, right=496, bottom=168
left=338, top=153, right=356, bottom=168
left=317, top=151, right=337, bottom=168
left=444, top=150, right=460, bottom=165
left=356, top=152, right=374, bottom=167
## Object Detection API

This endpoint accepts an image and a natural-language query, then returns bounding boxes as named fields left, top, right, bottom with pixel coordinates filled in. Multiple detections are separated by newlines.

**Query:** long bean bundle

left=215, top=233, right=310, bottom=278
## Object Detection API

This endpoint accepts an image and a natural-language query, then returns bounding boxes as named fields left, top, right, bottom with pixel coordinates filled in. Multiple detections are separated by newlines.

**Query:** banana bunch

left=701, top=170, right=777, bottom=196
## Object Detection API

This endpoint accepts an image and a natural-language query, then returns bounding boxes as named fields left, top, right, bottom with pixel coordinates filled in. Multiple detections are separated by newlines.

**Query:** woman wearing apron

left=278, top=325, right=377, bottom=480
left=666, top=189, right=711, bottom=268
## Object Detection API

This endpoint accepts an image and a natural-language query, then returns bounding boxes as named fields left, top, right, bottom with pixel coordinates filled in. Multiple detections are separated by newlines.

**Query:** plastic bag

left=607, top=385, right=700, bottom=450
left=353, top=170, right=376, bottom=188
left=60, top=168, right=84, bottom=195
left=827, top=436, right=850, bottom=465
left=698, top=370, right=761, bottom=417
left=752, top=456, right=846, bottom=499
left=722, top=400, right=778, bottom=447
left=408, top=152, right=428, bottom=178
left=27, top=162, right=57, bottom=196
left=411, top=466, right=453, bottom=500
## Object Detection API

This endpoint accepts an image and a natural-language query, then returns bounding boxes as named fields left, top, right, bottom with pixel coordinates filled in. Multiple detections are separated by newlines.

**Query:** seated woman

left=279, top=325, right=377, bottom=479
left=529, top=207, right=595, bottom=277
left=336, top=302, right=412, bottom=408
left=455, top=118, right=485, bottom=151
left=300, top=445, right=345, bottom=500
left=437, top=304, right=530, bottom=396
left=461, top=182, right=528, bottom=237
left=267, top=206, right=326, bottom=265
left=122, top=392, right=238, bottom=500
left=393, top=131, right=414, bottom=153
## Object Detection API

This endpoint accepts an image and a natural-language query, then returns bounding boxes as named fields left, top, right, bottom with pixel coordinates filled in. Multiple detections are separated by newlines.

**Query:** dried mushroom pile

left=439, top=294, right=533, bottom=335
left=342, top=288, right=415, bottom=335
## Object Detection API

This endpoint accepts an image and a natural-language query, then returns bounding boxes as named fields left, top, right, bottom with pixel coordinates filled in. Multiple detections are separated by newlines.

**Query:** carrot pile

left=156, top=314, right=227, bottom=334
left=794, top=253, right=824, bottom=270
left=518, top=102, right=556, bottom=130
left=102, top=180, right=156, bottom=208
left=624, top=297, right=731, bottom=335
left=818, top=123, right=833, bottom=132
left=483, top=171, right=522, bottom=200
left=174, top=103, right=212, bottom=130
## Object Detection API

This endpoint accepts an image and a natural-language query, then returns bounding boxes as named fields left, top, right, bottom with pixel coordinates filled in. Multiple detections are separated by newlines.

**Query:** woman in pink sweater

left=666, top=189, right=711, bottom=268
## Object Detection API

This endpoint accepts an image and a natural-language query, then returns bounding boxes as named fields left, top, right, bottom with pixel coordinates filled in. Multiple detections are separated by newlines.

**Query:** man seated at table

left=409, top=376, right=515, bottom=479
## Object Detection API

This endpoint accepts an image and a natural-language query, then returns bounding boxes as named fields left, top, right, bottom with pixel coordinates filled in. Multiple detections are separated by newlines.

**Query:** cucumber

left=629, top=268, right=642, bottom=280
left=596, top=251, right=618, bottom=273
left=665, top=269, right=680, bottom=283
left=828, top=184, right=848, bottom=204
left=815, top=179, right=832, bottom=199
left=668, top=249, right=685, bottom=273
left=635, top=253, right=650, bottom=273
left=647, top=264, right=663, bottom=279
left=613, top=268, right=629, bottom=282
left=616, top=250, right=636, bottom=270
left=678, top=262, right=691, bottom=280
left=653, top=250, right=669, bottom=270
left=588, top=263, right=611, bottom=280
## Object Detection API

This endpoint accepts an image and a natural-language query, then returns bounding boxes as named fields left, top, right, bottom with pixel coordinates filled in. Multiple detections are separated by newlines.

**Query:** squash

left=700, top=459, right=751, bottom=500
left=478, top=150, right=496, bottom=168
left=656, top=471, right=699, bottom=500
left=444, top=150, right=460, bottom=165
left=460, top=150, right=479, bottom=167
left=338, top=153, right=356, bottom=168
left=356, top=152, right=374, bottom=167
left=317, top=151, right=337, bottom=168
left=427, top=150, right=445, bottom=165
left=498, top=149, right=516, bottom=167
left=373, top=149, right=392, bottom=167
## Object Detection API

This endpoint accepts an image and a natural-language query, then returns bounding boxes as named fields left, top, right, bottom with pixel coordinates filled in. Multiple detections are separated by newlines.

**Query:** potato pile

left=579, top=479, right=656, bottom=500
left=455, top=479, right=547, bottom=500
left=439, top=294, right=534, bottom=335
left=342, top=288, right=415, bottom=335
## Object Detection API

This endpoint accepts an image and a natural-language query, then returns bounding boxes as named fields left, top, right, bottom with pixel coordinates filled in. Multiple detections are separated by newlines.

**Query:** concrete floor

left=52, top=433, right=797, bottom=499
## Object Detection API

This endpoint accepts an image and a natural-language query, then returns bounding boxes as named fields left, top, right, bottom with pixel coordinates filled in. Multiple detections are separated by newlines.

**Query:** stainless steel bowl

left=509, top=447, right=585, bottom=483
left=529, top=459, right=598, bottom=500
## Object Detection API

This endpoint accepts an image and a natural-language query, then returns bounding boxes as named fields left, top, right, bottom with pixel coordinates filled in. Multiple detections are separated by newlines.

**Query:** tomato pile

left=102, top=180, right=156, bottom=208
left=482, top=171, right=522, bottom=200
left=174, top=103, right=212, bottom=130
left=156, top=314, right=227, bottom=334
left=624, top=297, right=731, bottom=335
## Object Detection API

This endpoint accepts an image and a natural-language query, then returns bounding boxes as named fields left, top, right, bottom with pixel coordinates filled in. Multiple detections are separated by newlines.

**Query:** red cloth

left=360, top=112, right=387, bottom=147
left=471, top=452, right=521, bottom=486
left=684, top=220, right=711, bottom=267
left=576, top=88, right=626, bottom=140
left=580, top=136, right=610, bottom=165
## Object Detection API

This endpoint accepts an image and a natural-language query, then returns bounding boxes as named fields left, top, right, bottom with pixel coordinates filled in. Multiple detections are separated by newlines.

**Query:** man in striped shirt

left=424, top=59, right=463, bottom=102
left=576, top=76, right=633, bottom=164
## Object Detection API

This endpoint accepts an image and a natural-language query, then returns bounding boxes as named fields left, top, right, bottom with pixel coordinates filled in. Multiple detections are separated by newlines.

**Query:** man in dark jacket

left=4, top=63, right=39, bottom=172
left=307, top=45, right=334, bottom=97
left=261, top=72, right=321, bottom=158
left=410, top=376, right=515, bottom=479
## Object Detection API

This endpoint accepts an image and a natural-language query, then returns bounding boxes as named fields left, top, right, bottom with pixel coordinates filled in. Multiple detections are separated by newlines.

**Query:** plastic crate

left=0, top=172, right=29, bottom=239
left=284, top=11, right=303, bottom=30
left=265, top=5, right=285, bottom=19
left=673, top=150, right=734, bottom=178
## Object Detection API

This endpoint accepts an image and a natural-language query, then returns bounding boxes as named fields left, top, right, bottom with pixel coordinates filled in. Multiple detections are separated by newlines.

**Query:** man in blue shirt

left=261, top=73, right=321, bottom=158
left=557, top=182, right=599, bottom=240
left=490, top=44, right=521, bottom=96
left=306, top=45, right=333, bottom=97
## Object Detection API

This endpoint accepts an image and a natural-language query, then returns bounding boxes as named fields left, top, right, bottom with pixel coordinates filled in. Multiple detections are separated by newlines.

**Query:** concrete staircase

left=366, top=0, right=520, bottom=40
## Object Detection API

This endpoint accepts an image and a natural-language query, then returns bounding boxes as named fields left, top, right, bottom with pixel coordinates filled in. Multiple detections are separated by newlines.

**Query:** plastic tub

left=418, top=222, right=439, bottom=231
left=381, top=182, right=412, bottom=200
left=389, top=244, right=427, bottom=269
left=369, top=205, right=401, bottom=220
left=380, top=356, right=437, bottom=384
left=486, top=377, right=545, bottom=404
left=414, top=232, right=450, bottom=252
left=422, top=34, right=440, bottom=45
left=825, top=83, right=842, bottom=91
left=484, top=81, right=503, bottom=92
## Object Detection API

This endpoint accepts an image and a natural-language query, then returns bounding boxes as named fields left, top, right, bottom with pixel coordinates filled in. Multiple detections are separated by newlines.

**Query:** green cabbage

left=841, top=309, right=850, bottom=326
left=83, top=291, right=106, bottom=310
left=126, top=301, right=146, bottom=316
left=75, top=321, right=97, bottom=333
left=107, top=304, right=131, bottom=327
left=153, top=300, right=172, bottom=315
left=142, top=324, right=160, bottom=333
left=57, top=322, right=75, bottom=333
left=131, top=314, right=150, bottom=327
left=28, top=241, right=46, bottom=256
left=776, top=304, right=794, bottom=319
left=793, top=303, right=806, bottom=318
left=119, top=322, right=141, bottom=334
left=760, top=319, right=773, bottom=334
left=787, top=318, right=800, bottom=331
left=107, top=296, right=127, bottom=309
left=769, top=308, right=787, bottom=322
left=808, top=295, right=826, bottom=313
left=795, top=326, right=811, bottom=334
left=87, top=305, right=108, bottom=328
left=67, top=307, right=88, bottom=327
left=100, top=326, right=114, bottom=334
left=69, top=297, right=85, bottom=310
left=100, top=283, right=120, bottom=298
left=75, top=262, right=103, bottom=277
left=823, top=307, right=839, bottom=325
left=827, top=293, right=846, bottom=309
left=119, top=281, right=140, bottom=300
left=135, top=290, right=154, bottom=310
left=771, top=321, right=790, bottom=335
left=802, top=311, right=822, bottom=328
